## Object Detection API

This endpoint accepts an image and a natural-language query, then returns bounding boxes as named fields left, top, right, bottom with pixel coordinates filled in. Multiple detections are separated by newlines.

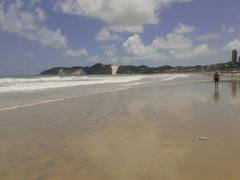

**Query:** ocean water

left=0, top=74, right=189, bottom=111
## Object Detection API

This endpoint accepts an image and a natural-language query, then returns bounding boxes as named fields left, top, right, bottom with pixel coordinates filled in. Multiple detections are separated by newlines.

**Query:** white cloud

left=123, top=34, right=159, bottom=59
left=55, top=0, right=191, bottom=33
left=35, top=7, right=47, bottom=21
left=96, top=28, right=123, bottom=41
left=222, top=25, right=235, bottom=34
left=0, top=0, right=89, bottom=59
left=193, top=44, right=210, bottom=55
left=174, top=23, right=194, bottom=34
left=223, top=39, right=240, bottom=51
left=30, top=0, right=43, bottom=6
left=152, top=33, right=193, bottom=51
left=197, top=33, right=221, bottom=41
left=64, top=48, right=89, bottom=58
left=0, top=0, right=68, bottom=49
left=123, top=23, right=213, bottom=62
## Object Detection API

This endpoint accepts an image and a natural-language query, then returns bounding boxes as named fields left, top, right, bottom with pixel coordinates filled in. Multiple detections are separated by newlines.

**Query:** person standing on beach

left=213, top=71, right=220, bottom=88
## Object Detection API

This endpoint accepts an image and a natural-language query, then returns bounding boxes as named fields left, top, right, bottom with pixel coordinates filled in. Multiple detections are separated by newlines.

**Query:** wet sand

left=1, top=76, right=240, bottom=179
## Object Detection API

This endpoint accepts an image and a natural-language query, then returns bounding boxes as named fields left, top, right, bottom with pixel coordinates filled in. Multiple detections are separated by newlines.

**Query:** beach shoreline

left=0, top=74, right=240, bottom=179
left=0, top=73, right=238, bottom=112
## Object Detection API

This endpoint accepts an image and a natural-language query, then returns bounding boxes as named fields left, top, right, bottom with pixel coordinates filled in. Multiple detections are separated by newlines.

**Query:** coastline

left=0, top=87, right=130, bottom=112
left=0, top=73, right=190, bottom=111
left=0, top=73, right=238, bottom=112
left=1, top=74, right=240, bottom=179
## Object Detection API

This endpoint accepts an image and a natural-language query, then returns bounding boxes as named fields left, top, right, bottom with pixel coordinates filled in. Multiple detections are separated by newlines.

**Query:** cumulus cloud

left=0, top=0, right=68, bottom=49
left=174, top=23, right=194, bottom=34
left=96, top=28, right=123, bottom=41
left=55, top=0, right=191, bottom=33
left=0, top=0, right=88, bottom=58
left=123, top=34, right=160, bottom=59
left=64, top=48, right=89, bottom=58
left=123, top=23, right=213, bottom=62
left=35, top=7, right=47, bottom=20
left=223, top=39, right=240, bottom=51
left=197, top=33, right=221, bottom=41
left=222, top=25, right=235, bottom=34
left=30, top=0, right=43, bottom=6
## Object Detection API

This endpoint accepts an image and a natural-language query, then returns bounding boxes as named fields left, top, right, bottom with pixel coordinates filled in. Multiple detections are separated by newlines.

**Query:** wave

left=0, top=74, right=189, bottom=93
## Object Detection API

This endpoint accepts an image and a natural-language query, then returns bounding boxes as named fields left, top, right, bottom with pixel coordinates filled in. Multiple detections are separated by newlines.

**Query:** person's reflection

left=213, top=87, right=220, bottom=103
left=231, top=80, right=237, bottom=97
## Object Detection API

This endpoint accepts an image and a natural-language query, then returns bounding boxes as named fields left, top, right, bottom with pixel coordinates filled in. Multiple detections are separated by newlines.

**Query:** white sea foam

left=145, top=74, right=188, bottom=80
left=0, top=76, right=143, bottom=92
left=0, top=74, right=189, bottom=93
left=0, top=87, right=131, bottom=112
left=0, top=74, right=190, bottom=111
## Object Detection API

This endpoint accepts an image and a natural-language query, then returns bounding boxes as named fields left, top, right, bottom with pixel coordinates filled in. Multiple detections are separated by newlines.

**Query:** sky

left=0, top=0, right=240, bottom=75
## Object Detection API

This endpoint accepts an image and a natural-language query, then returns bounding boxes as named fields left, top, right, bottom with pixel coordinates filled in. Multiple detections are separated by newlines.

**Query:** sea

left=0, top=74, right=189, bottom=111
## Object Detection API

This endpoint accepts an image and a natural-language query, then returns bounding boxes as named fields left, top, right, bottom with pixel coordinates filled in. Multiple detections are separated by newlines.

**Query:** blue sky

left=0, top=0, right=240, bottom=75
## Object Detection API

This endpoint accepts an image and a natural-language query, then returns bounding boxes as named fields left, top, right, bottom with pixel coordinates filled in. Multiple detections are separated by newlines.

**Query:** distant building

left=238, top=57, right=240, bottom=63
left=232, top=49, right=237, bottom=64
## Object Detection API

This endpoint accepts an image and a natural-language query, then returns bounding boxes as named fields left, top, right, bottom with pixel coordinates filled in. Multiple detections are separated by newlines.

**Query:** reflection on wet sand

left=231, top=80, right=237, bottom=97
left=1, top=77, right=240, bottom=179
left=213, top=79, right=240, bottom=103
left=213, top=87, right=220, bottom=103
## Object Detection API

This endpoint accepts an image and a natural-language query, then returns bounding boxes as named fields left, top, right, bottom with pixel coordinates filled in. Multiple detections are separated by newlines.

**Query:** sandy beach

left=1, top=75, right=240, bottom=180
